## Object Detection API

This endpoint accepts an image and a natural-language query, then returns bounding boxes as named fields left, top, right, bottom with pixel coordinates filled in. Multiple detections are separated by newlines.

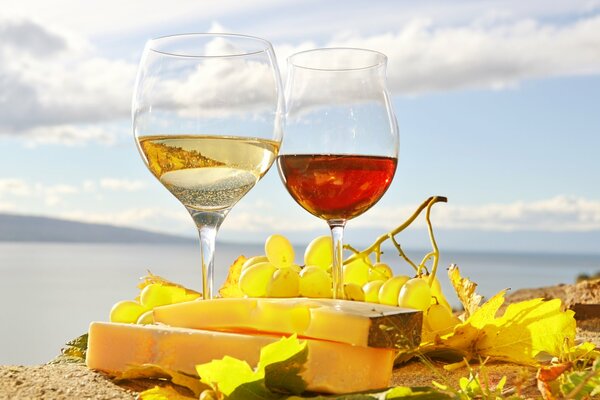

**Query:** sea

left=0, top=241, right=599, bottom=366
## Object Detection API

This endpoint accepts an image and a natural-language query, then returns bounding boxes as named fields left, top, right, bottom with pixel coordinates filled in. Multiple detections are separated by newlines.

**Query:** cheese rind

left=153, top=297, right=421, bottom=350
left=86, top=321, right=394, bottom=394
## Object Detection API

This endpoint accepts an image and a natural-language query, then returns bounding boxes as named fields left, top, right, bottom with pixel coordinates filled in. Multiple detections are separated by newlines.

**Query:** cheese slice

left=153, top=297, right=421, bottom=350
left=86, top=321, right=394, bottom=394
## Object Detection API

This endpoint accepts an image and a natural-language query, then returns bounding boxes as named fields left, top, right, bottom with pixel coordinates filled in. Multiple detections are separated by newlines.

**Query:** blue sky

left=1, top=0, right=599, bottom=252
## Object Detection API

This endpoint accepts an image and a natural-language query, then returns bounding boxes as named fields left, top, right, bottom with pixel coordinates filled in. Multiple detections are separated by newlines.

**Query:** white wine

left=138, top=135, right=279, bottom=210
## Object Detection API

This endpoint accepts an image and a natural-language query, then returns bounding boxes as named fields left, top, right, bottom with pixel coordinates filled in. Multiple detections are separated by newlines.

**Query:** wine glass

left=133, top=33, right=284, bottom=299
left=278, top=48, right=398, bottom=299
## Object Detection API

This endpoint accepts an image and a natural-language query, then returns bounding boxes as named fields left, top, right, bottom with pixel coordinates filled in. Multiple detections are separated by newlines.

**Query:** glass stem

left=188, top=208, right=227, bottom=299
left=328, top=220, right=346, bottom=299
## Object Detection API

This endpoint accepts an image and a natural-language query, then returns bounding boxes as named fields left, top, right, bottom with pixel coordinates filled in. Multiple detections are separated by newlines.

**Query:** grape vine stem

left=343, top=196, right=447, bottom=284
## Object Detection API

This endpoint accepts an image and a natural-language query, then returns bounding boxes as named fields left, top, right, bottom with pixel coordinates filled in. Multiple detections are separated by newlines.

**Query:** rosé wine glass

left=277, top=48, right=398, bottom=299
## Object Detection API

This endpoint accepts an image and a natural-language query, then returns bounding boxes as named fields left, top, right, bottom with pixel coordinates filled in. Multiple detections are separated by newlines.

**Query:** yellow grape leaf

left=448, top=264, right=483, bottom=318
left=218, top=255, right=247, bottom=298
left=138, top=272, right=201, bottom=297
left=467, top=290, right=506, bottom=329
left=114, top=363, right=208, bottom=396
left=475, top=298, right=576, bottom=363
left=420, top=288, right=576, bottom=365
left=138, top=385, right=195, bottom=400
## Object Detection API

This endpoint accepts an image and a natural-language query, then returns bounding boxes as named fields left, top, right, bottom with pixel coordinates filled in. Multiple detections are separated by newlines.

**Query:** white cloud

left=39, top=183, right=79, bottom=206
left=355, top=196, right=600, bottom=232
left=55, top=200, right=321, bottom=236
left=5, top=0, right=599, bottom=39
left=0, top=201, right=16, bottom=212
left=59, top=207, right=192, bottom=235
left=82, top=180, right=96, bottom=193
left=324, top=16, right=600, bottom=94
left=0, top=17, right=134, bottom=142
left=0, top=17, right=67, bottom=56
left=226, top=196, right=600, bottom=234
left=21, top=124, right=118, bottom=147
left=0, top=179, right=32, bottom=196
left=5, top=0, right=295, bottom=36
left=0, top=179, right=80, bottom=205
left=1, top=10, right=600, bottom=145
left=226, top=202, right=322, bottom=233
left=3, top=182, right=599, bottom=235
left=100, top=178, right=147, bottom=192
left=135, top=36, right=281, bottom=124
left=0, top=178, right=149, bottom=207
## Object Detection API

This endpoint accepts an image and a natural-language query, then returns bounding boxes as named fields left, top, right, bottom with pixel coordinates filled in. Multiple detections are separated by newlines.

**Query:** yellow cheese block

left=153, top=297, right=421, bottom=350
left=86, top=321, right=394, bottom=394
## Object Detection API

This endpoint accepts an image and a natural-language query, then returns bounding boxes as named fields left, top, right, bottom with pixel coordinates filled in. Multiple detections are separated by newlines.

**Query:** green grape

left=238, top=261, right=277, bottom=297
left=299, top=266, right=333, bottom=298
left=368, top=262, right=393, bottom=281
left=109, top=300, right=146, bottom=323
left=344, top=283, right=365, bottom=301
left=304, top=235, right=332, bottom=270
left=378, top=275, right=410, bottom=306
left=363, top=280, right=385, bottom=303
left=267, top=267, right=300, bottom=298
left=425, top=303, right=460, bottom=333
left=136, top=309, right=155, bottom=325
left=397, top=278, right=432, bottom=311
left=290, top=264, right=302, bottom=273
left=140, top=283, right=178, bottom=309
left=425, top=274, right=453, bottom=312
left=265, top=234, right=295, bottom=268
left=241, top=255, right=269, bottom=271
left=343, top=257, right=371, bottom=286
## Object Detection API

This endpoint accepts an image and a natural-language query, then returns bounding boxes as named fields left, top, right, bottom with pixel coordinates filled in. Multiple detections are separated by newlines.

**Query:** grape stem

left=390, top=235, right=419, bottom=273
left=343, top=196, right=447, bottom=284
left=344, top=244, right=361, bottom=255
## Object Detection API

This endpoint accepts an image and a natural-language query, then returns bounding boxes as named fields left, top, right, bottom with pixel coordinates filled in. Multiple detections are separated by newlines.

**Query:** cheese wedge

left=86, top=321, right=394, bottom=394
left=153, top=297, right=421, bottom=350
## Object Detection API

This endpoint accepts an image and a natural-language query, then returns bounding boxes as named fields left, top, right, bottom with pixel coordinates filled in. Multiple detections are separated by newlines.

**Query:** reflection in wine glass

left=133, top=34, right=284, bottom=298
left=278, top=48, right=399, bottom=299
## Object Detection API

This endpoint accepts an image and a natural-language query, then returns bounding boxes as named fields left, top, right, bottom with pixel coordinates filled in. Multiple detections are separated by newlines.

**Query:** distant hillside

left=0, top=213, right=194, bottom=244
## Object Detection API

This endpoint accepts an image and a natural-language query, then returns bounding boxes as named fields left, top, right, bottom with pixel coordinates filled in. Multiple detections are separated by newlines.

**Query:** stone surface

left=0, top=364, right=134, bottom=400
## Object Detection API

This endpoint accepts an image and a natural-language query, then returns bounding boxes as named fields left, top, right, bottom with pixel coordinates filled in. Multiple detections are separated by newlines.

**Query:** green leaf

left=262, top=336, right=308, bottom=395
left=196, top=355, right=261, bottom=396
left=560, top=359, right=600, bottom=399
left=197, top=335, right=308, bottom=399
left=228, top=381, right=281, bottom=400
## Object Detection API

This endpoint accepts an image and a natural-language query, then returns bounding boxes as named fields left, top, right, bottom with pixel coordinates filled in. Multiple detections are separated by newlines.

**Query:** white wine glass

left=278, top=48, right=399, bottom=299
left=133, top=33, right=284, bottom=298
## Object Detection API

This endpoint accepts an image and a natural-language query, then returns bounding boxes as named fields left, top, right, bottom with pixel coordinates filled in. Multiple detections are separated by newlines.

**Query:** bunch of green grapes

left=238, top=234, right=333, bottom=298
left=240, top=234, right=459, bottom=334
left=109, top=283, right=200, bottom=324
left=342, top=256, right=459, bottom=332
